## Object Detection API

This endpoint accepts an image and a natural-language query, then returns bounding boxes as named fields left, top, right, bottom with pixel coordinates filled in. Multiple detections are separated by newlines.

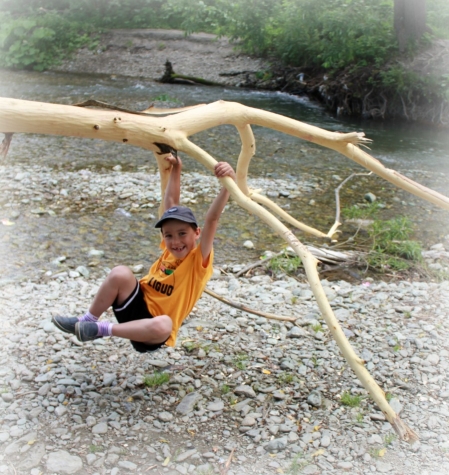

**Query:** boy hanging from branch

left=52, top=153, right=235, bottom=351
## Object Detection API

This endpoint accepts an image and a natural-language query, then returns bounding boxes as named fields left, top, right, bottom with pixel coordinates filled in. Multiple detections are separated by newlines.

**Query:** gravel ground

left=1, top=163, right=449, bottom=475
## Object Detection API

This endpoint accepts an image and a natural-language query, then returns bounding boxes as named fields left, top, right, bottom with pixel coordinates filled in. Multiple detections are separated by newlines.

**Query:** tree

left=394, top=0, right=427, bottom=52
left=4, top=97, right=449, bottom=441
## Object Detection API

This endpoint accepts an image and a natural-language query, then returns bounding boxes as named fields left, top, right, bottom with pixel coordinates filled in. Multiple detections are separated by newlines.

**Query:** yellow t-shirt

left=139, top=242, right=213, bottom=347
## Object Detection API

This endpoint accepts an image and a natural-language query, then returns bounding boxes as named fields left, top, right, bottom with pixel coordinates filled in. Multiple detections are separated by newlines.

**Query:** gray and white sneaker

left=75, top=322, right=101, bottom=342
left=52, top=316, right=79, bottom=335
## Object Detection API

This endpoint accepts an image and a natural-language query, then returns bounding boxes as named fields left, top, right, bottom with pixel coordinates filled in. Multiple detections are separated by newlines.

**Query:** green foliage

left=277, top=372, right=297, bottom=384
left=427, top=0, right=449, bottom=39
left=182, top=340, right=199, bottom=352
left=221, top=384, right=230, bottom=394
left=384, top=433, right=397, bottom=446
left=286, top=452, right=307, bottom=475
left=267, top=250, right=302, bottom=275
left=143, top=371, right=170, bottom=387
left=233, top=353, right=248, bottom=370
left=1, top=0, right=448, bottom=109
left=340, top=391, right=362, bottom=407
left=369, top=217, right=422, bottom=260
left=152, top=94, right=181, bottom=103
left=361, top=216, right=423, bottom=272
left=272, top=0, right=396, bottom=69
left=0, top=12, right=94, bottom=70
left=89, top=444, right=103, bottom=453
left=343, top=202, right=382, bottom=219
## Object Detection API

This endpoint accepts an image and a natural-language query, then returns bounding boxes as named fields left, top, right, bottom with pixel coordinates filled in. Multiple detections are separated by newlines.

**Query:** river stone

left=5, top=432, right=38, bottom=455
left=207, top=399, right=224, bottom=412
left=302, top=465, right=319, bottom=475
left=264, top=437, right=288, bottom=453
left=364, top=192, right=376, bottom=202
left=234, top=385, right=256, bottom=398
left=176, top=449, right=197, bottom=462
left=361, top=348, right=373, bottom=362
left=92, top=422, right=108, bottom=434
left=389, top=397, right=403, bottom=414
left=232, top=399, right=253, bottom=411
left=286, top=326, right=307, bottom=338
left=118, top=460, right=137, bottom=470
left=307, top=390, right=322, bottom=407
left=46, top=450, right=83, bottom=474
left=176, top=392, right=202, bottom=414
left=158, top=411, right=174, bottom=422
left=147, top=359, right=170, bottom=368
left=1, top=393, right=13, bottom=403
left=376, top=461, right=393, bottom=473
left=88, top=249, right=104, bottom=257
left=17, top=443, right=46, bottom=471
left=241, top=416, right=256, bottom=426
left=103, top=373, right=116, bottom=386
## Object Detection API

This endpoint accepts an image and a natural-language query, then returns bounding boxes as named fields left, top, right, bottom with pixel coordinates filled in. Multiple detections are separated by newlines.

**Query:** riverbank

left=1, top=160, right=449, bottom=474
left=52, top=29, right=270, bottom=88
left=52, top=29, right=449, bottom=126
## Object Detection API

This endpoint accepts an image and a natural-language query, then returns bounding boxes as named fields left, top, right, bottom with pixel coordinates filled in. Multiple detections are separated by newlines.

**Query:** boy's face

left=161, top=219, right=200, bottom=259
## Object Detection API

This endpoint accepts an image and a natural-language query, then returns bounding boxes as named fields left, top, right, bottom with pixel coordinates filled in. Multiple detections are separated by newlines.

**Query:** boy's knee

left=153, top=315, right=172, bottom=337
left=109, top=265, right=134, bottom=283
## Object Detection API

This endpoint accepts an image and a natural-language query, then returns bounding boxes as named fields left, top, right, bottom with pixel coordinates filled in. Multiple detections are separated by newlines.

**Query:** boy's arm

left=163, top=153, right=182, bottom=210
left=200, top=162, right=236, bottom=265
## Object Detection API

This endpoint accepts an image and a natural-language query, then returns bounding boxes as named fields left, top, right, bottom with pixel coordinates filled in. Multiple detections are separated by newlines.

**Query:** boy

left=52, top=153, right=235, bottom=352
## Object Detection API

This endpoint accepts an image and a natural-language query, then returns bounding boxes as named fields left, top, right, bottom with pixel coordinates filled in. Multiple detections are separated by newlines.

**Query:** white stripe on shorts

left=114, top=281, right=140, bottom=312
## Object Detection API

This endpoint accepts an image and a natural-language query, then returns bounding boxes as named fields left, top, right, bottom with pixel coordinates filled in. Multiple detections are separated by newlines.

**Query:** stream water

left=1, top=70, right=448, bottom=282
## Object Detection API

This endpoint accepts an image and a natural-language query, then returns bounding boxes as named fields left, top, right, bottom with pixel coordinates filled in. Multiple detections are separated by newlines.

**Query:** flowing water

left=1, top=70, right=448, bottom=281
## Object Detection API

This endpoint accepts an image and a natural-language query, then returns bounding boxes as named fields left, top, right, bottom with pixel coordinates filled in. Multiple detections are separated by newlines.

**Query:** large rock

left=176, top=392, right=202, bottom=415
left=46, top=450, right=83, bottom=474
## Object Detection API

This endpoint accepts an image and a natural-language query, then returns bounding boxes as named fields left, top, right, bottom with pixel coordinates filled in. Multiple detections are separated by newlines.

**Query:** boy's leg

left=111, top=315, right=172, bottom=343
left=52, top=265, right=136, bottom=334
left=77, top=315, right=172, bottom=344
left=75, top=274, right=173, bottom=346
left=89, top=265, right=137, bottom=316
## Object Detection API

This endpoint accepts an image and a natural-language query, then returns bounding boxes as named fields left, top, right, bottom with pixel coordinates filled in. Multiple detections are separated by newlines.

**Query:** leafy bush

left=0, top=12, right=94, bottom=70
left=267, top=249, right=302, bottom=275
left=366, top=216, right=422, bottom=272
left=343, top=202, right=382, bottom=220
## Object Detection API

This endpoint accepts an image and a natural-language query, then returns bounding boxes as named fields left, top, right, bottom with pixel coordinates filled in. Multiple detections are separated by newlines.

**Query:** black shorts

left=112, top=280, right=168, bottom=353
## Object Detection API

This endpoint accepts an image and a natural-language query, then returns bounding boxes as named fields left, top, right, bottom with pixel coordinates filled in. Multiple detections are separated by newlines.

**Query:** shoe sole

left=75, top=322, right=83, bottom=341
left=51, top=316, right=76, bottom=334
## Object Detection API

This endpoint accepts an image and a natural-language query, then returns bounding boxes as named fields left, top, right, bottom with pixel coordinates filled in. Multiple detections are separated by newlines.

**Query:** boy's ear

left=195, top=227, right=201, bottom=238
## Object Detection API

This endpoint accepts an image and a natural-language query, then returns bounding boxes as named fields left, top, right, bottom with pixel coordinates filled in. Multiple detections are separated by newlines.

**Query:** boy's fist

left=214, top=162, right=236, bottom=180
left=165, top=153, right=182, bottom=169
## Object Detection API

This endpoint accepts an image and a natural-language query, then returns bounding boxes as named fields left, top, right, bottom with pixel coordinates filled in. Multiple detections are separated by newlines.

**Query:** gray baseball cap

left=155, top=206, right=198, bottom=228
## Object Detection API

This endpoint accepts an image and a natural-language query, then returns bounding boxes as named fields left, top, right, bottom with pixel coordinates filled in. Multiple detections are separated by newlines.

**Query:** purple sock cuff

left=79, top=311, right=99, bottom=323
left=97, top=321, right=113, bottom=337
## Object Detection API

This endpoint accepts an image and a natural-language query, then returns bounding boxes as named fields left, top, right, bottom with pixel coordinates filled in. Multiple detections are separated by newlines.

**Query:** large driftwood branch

left=2, top=98, right=444, bottom=442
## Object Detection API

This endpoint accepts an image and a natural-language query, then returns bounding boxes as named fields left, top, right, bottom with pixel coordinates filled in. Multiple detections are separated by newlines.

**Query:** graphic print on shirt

left=146, top=258, right=181, bottom=296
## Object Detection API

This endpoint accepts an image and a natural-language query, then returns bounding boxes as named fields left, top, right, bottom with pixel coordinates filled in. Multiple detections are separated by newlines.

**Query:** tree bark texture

left=394, top=0, right=427, bottom=52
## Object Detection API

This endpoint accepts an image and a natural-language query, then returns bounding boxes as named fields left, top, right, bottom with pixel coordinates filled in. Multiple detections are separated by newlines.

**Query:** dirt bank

left=54, top=28, right=270, bottom=88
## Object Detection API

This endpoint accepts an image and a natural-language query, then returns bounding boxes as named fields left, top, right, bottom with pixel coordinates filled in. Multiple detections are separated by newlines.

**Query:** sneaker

left=52, top=316, right=79, bottom=335
left=75, top=321, right=101, bottom=342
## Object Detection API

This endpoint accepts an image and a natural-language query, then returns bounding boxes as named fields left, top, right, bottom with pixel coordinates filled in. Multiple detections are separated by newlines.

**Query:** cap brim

left=155, top=215, right=198, bottom=228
